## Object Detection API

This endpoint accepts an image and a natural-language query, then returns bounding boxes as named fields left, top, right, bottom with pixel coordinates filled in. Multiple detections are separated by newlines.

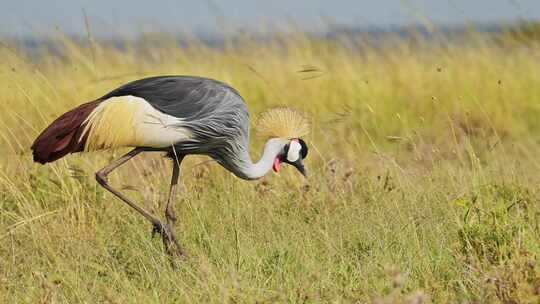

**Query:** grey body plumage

left=101, top=75, right=252, bottom=178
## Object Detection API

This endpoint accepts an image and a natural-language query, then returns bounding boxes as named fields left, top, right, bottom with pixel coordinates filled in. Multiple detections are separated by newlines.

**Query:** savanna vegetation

left=1, top=25, right=540, bottom=303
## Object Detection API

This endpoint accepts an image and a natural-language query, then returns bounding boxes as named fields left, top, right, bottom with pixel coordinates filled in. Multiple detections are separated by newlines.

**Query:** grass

left=1, top=28, right=540, bottom=303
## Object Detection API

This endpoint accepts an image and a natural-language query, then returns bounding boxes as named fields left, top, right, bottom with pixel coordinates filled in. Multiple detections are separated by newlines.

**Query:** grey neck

left=233, top=138, right=287, bottom=180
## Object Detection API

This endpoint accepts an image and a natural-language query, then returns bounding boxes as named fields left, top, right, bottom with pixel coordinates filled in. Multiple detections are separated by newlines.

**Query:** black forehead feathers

left=298, top=138, right=308, bottom=159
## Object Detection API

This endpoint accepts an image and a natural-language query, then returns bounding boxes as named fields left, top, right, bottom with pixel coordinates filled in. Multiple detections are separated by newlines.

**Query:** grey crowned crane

left=31, top=75, right=310, bottom=257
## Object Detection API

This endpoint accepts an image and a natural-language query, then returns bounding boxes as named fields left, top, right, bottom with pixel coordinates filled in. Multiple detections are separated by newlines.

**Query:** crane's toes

left=167, top=245, right=187, bottom=260
left=163, top=228, right=187, bottom=259
left=151, top=221, right=165, bottom=238
left=150, top=222, right=187, bottom=259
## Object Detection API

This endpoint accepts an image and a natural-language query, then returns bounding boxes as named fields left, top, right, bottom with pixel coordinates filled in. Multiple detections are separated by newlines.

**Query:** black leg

left=161, top=156, right=186, bottom=258
left=95, top=148, right=187, bottom=260
left=95, top=148, right=163, bottom=228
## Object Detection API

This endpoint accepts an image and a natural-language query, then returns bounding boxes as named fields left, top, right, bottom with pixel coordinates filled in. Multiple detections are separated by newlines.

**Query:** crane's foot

left=152, top=221, right=187, bottom=260
left=151, top=221, right=165, bottom=237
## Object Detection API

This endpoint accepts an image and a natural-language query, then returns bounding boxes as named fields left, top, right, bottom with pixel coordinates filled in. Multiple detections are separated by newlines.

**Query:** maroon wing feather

left=31, top=100, right=101, bottom=164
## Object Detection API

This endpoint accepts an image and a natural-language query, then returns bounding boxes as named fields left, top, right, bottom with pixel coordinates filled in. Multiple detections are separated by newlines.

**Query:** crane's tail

left=31, top=100, right=102, bottom=164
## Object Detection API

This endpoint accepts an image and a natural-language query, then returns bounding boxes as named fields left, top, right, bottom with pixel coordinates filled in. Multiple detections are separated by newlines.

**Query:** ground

left=1, top=29, right=540, bottom=303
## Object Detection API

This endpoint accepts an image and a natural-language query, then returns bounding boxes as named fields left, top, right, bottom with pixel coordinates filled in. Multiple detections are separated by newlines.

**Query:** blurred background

left=3, top=0, right=540, bottom=39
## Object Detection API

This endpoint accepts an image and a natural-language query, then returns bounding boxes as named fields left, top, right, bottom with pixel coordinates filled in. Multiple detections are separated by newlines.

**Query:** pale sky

left=2, top=0, right=540, bottom=38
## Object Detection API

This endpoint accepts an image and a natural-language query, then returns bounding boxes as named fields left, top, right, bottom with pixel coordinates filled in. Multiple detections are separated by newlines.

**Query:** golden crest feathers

left=255, top=107, right=310, bottom=139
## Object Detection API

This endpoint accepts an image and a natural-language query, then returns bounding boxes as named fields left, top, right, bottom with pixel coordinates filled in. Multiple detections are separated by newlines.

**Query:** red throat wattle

left=272, top=156, right=282, bottom=172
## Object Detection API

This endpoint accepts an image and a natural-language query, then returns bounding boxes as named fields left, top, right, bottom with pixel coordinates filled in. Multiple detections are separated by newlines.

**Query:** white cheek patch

left=287, top=141, right=302, bottom=162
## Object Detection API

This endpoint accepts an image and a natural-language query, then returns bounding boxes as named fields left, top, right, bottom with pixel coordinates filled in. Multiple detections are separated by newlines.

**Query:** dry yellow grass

left=1, top=29, right=540, bottom=303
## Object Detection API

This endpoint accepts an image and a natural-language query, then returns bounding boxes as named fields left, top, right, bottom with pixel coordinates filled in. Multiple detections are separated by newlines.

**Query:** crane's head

left=272, top=138, right=309, bottom=177
left=255, top=107, right=310, bottom=178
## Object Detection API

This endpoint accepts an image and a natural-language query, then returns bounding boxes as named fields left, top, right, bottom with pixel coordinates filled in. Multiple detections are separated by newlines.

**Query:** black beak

left=292, top=159, right=307, bottom=178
